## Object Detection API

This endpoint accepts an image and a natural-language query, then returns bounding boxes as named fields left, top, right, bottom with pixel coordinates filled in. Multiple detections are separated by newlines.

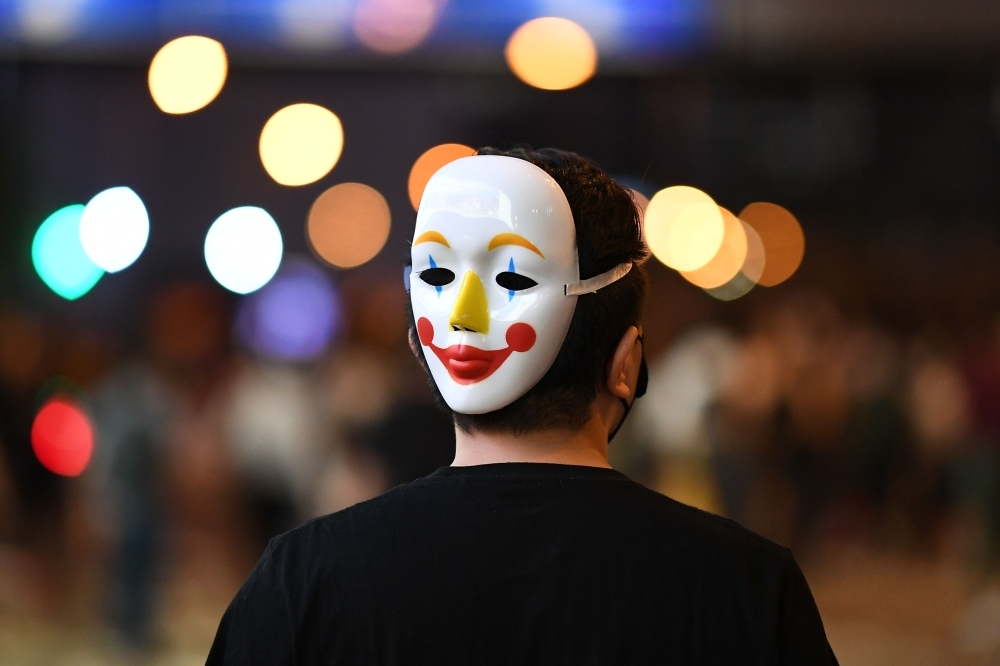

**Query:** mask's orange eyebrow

left=487, top=233, right=544, bottom=258
left=413, top=231, right=450, bottom=247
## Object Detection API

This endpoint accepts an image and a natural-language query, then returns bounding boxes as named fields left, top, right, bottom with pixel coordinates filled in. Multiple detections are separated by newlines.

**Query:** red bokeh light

left=31, top=398, right=94, bottom=477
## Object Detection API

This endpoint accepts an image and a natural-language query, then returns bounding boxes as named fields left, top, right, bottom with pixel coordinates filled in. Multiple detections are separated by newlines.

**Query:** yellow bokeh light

left=307, top=183, right=391, bottom=268
left=408, top=143, right=476, bottom=210
left=259, top=103, right=344, bottom=186
left=148, top=36, right=227, bottom=114
left=738, top=202, right=805, bottom=287
left=680, top=208, right=748, bottom=289
left=505, top=17, right=597, bottom=91
left=644, top=185, right=725, bottom=272
left=704, top=221, right=766, bottom=301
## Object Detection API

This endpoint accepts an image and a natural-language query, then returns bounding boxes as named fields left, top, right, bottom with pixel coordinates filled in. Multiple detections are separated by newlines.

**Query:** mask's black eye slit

left=418, top=267, right=456, bottom=287
left=495, top=272, right=538, bottom=291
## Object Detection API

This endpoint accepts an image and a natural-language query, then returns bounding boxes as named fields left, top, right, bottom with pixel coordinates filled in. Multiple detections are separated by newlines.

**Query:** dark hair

left=408, top=146, right=648, bottom=435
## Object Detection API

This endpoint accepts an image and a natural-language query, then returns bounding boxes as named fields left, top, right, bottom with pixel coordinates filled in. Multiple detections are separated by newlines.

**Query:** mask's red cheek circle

left=505, top=323, right=536, bottom=353
left=417, top=317, right=434, bottom=346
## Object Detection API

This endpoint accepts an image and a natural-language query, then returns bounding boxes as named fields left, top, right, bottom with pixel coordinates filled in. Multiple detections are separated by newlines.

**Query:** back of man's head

left=408, top=146, right=648, bottom=435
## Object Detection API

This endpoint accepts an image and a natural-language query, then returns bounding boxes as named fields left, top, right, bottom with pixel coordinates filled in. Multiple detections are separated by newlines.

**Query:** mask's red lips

left=417, top=317, right=536, bottom=384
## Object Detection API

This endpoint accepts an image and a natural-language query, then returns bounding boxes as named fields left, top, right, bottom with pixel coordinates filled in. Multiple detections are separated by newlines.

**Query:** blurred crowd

left=624, top=290, right=1000, bottom=569
left=0, top=269, right=453, bottom=651
left=0, top=260, right=999, bottom=657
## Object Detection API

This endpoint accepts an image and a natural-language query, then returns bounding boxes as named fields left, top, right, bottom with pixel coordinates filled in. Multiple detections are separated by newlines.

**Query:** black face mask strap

left=609, top=335, right=648, bottom=442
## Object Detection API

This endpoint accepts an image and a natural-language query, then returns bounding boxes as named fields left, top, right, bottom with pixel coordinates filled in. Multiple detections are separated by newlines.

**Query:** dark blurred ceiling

left=2, top=0, right=1000, bottom=70
left=714, top=0, right=1000, bottom=66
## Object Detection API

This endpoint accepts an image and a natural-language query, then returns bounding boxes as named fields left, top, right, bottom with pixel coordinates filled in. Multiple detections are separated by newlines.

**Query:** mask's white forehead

left=419, top=177, right=512, bottom=223
left=415, top=155, right=578, bottom=273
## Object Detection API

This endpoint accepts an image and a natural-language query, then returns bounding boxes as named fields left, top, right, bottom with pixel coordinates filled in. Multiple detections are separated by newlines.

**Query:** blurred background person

left=89, top=282, right=232, bottom=647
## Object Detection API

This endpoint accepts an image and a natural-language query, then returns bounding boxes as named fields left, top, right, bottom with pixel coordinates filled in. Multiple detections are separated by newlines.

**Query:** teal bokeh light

left=32, top=204, right=105, bottom=300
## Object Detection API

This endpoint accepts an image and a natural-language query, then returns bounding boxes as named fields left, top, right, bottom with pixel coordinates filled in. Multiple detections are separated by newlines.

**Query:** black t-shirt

left=207, top=463, right=838, bottom=665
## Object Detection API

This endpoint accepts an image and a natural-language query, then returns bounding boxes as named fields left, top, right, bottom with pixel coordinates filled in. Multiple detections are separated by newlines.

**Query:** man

left=207, top=147, right=839, bottom=665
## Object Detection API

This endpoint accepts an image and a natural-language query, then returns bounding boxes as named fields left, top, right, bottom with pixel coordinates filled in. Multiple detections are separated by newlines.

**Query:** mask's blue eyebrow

left=429, top=255, right=441, bottom=295
left=507, top=257, right=515, bottom=301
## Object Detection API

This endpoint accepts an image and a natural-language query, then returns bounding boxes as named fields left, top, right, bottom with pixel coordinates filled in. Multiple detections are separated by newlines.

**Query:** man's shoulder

left=625, top=480, right=792, bottom=563
left=271, top=472, right=789, bottom=572
left=265, top=481, right=426, bottom=562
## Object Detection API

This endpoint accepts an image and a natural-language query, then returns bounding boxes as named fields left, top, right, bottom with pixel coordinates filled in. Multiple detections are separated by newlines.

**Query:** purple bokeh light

left=236, top=257, right=342, bottom=361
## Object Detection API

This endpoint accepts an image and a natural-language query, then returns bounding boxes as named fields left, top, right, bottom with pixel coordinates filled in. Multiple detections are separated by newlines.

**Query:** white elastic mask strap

left=564, top=262, right=632, bottom=296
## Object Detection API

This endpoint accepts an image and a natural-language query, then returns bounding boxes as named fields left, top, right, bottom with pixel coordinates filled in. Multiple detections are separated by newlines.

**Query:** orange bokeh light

left=408, top=143, right=476, bottom=210
left=505, top=18, right=597, bottom=91
left=307, top=183, right=391, bottom=269
left=738, top=202, right=805, bottom=287
left=703, top=220, right=766, bottom=301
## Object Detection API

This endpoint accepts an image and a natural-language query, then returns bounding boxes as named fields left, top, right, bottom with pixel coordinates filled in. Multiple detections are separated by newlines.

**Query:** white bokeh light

left=79, top=186, right=150, bottom=273
left=204, top=207, right=283, bottom=294
left=17, top=0, right=90, bottom=45
left=278, top=0, right=353, bottom=49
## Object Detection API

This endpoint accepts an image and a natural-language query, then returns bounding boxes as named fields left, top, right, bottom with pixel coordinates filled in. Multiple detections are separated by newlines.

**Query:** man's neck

left=451, top=410, right=612, bottom=468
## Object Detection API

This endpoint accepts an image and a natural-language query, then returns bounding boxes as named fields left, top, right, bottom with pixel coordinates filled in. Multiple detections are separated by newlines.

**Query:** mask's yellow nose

left=449, top=271, right=490, bottom=334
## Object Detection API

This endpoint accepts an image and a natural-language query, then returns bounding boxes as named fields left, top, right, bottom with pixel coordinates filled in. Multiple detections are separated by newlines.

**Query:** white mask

left=409, top=155, right=631, bottom=415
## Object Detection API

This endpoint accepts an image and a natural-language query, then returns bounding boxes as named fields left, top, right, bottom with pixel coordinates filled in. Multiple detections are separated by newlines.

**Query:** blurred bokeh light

left=204, top=206, right=284, bottom=294
left=235, top=258, right=343, bottom=362
left=148, top=36, right=228, bottom=114
left=79, top=186, right=149, bottom=273
left=14, top=0, right=90, bottom=45
left=644, top=185, right=724, bottom=272
left=31, top=204, right=104, bottom=300
left=703, top=220, right=766, bottom=301
left=259, top=103, right=344, bottom=186
left=277, top=0, right=353, bottom=50
left=307, top=182, right=391, bottom=268
left=31, top=397, right=94, bottom=477
left=738, top=202, right=805, bottom=287
left=680, top=207, right=748, bottom=289
left=505, top=17, right=597, bottom=91
left=408, top=143, right=476, bottom=210
left=353, top=0, right=444, bottom=54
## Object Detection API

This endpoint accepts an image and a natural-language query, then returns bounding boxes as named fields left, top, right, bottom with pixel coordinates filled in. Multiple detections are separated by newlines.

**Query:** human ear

left=606, top=325, right=641, bottom=400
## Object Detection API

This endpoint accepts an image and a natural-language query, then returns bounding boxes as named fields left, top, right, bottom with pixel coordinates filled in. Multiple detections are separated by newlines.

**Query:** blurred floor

left=0, top=531, right=240, bottom=665
left=813, top=553, right=1000, bottom=665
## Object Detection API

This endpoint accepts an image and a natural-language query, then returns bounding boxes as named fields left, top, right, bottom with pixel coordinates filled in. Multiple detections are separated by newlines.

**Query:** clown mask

left=409, top=155, right=631, bottom=414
